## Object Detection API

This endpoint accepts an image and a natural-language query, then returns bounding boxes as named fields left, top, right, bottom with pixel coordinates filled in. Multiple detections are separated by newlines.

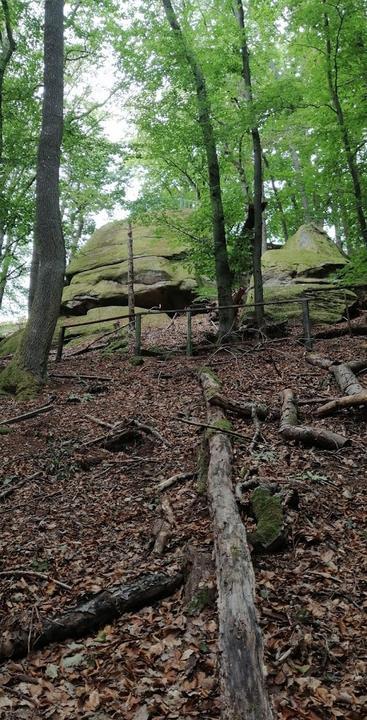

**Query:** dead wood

left=306, top=353, right=367, bottom=375
left=84, top=414, right=115, bottom=429
left=208, top=392, right=269, bottom=420
left=130, top=418, right=170, bottom=446
left=157, top=472, right=195, bottom=492
left=0, top=570, right=71, bottom=591
left=0, top=402, right=54, bottom=427
left=280, top=389, right=349, bottom=450
left=200, top=369, right=272, bottom=720
left=0, top=571, right=183, bottom=662
left=331, top=364, right=364, bottom=396
left=249, top=404, right=262, bottom=453
left=184, top=547, right=215, bottom=612
left=49, top=372, right=113, bottom=382
left=0, top=471, right=42, bottom=502
left=82, top=427, right=140, bottom=450
left=316, top=392, right=367, bottom=417
left=175, top=414, right=247, bottom=443
left=314, top=324, right=367, bottom=340
left=153, top=498, right=177, bottom=554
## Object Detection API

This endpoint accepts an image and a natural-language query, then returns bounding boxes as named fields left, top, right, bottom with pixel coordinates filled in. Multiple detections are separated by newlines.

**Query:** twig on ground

left=0, top=472, right=42, bottom=502
left=0, top=402, right=54, bottom=427
left=0, top=569, right=71, bottom=591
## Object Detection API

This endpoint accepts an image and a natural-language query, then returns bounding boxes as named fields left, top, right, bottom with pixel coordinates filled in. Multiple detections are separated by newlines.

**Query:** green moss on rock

left=243, top=224, right=356, bottom=324
left=248, top=486, right=285, bottom=552
left=0, top=329, right=23, bottom=357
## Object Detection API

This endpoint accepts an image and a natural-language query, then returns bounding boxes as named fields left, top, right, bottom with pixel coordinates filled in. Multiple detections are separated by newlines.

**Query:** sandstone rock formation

left=62, top=219, right=197, bottom=315
left=245, top=223, right=355, bottom=323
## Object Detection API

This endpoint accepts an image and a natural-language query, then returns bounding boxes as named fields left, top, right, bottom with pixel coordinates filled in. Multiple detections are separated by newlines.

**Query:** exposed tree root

left=0, top=571, right=183, bottom=663
left=200, top=367, right=272, bottom=720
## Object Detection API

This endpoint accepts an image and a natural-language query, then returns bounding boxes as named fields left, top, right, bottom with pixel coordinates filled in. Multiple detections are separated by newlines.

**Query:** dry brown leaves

left=0, top=316, right=366, bottom=718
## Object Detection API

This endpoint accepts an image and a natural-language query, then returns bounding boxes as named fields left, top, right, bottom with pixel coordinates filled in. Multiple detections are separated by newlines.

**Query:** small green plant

left=294, top=470, right=330, bottom=485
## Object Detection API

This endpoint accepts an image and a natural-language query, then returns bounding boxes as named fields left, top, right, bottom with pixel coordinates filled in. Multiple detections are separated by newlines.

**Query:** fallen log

left=331, top=363, right=364, bottom=396
left=306, top=353, right=367, bottom=375
left=279, top=389, right=349, bottom=450
left=0, top=571, right=183, bottom=662
left=314, top=324, right=367, bottom=340
left=209, top=392, right=268, bottom=420
left=316, top=391, right=367, bottom=417
left=199, top=368, right=272, bottom=720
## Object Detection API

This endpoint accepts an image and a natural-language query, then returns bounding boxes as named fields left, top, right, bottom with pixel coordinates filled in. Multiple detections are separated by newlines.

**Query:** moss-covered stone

left=0, top=329, right=23, bottom=357
left=129, top=355, right=144, bottom=366
left=243, top=224, right=356, bottom=324
left=0, top=358, right=41, bottom=399
left=63, top=217, right=198, bottom=314
left=0, top=426, right=10, bottom=434
left=248, top=486, right=285, bottom=552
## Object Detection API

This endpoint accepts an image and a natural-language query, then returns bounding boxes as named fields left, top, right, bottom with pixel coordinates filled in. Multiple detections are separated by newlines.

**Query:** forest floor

left=0, top=315, right=366, bottom=720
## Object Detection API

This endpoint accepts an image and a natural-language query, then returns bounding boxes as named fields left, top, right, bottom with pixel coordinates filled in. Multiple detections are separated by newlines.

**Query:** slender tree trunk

left=1, top=0, right=64, bottom=395
left=235, top=0, right=265, bottom=328
left=323, top=3, right=367, bottom=246
left=262, top=154, right=289, bottom=242
left=290, top=147, right=312, bottom=223
left=162, top=0, right=234, bottom=338
left=127, top=220, right=135, bottom=327
left=0, top=0, right=16, bottom=168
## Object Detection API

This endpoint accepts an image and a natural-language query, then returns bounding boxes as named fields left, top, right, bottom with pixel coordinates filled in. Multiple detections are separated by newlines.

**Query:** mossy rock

left=63, top=217, right=198, bottom=313
left=243, top=224, right=356, bottom=324
left=248, top=486, right=286, bottom=552
left=0, top=329, right=23, bottom=357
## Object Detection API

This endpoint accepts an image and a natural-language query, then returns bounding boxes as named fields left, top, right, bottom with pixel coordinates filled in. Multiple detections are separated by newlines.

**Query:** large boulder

left=62, top=219, right=198, bottom=314
left=245, top=224, right=355, bottom=323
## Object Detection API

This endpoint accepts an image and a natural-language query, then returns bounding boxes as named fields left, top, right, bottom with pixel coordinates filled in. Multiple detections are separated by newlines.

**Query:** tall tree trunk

left=323, top=3, right=367, bottom=246
left=162, top=0, right=234, bottom=338
left=0, top=0, right=64, bottom=396
left=0, top=0, right=16, bottom=168
left=235, top=0, right=265, bottom=328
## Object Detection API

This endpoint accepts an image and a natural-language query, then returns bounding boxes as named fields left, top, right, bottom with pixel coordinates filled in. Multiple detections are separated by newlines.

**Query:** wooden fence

left=56, top=287, right=357, bottom=361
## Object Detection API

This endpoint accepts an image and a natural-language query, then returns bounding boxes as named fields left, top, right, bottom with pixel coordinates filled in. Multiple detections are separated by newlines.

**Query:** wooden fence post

left=301, top=299, right=313, bottom=349
left=56, top=326, right=66, bottom=362
left=135, top=313, right=142, bottom=355
left=186, top=310, right=193, bottom=357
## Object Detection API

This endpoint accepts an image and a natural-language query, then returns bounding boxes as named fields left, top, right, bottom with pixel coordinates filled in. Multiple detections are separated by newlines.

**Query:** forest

left=0, top=1, right=366, bottom=719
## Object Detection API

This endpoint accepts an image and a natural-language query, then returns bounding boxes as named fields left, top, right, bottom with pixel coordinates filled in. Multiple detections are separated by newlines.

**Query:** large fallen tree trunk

left=279, top=389, right=349, bottom=449
left=199, top=368, right=273, bottom=720
left=0, top=571, right=183, bottom=662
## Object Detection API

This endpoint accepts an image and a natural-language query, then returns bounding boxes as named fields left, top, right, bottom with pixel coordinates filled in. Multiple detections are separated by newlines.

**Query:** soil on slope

left=0, top=316, right=366, bottom=719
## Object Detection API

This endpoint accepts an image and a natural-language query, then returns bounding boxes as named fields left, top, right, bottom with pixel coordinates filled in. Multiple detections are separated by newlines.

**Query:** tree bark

left=162, top=0, right=234, bottom=338
left=1, top=0, right=65, bottom=394
left=0, top=571, right=183, bottom=662
left=200, top=368, right=272, bottom=720
left=235, top=0, right=265, bottom=328
left=279, top=388, right=349, bottom=449
left=323, top=3, right=367, bottom=246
